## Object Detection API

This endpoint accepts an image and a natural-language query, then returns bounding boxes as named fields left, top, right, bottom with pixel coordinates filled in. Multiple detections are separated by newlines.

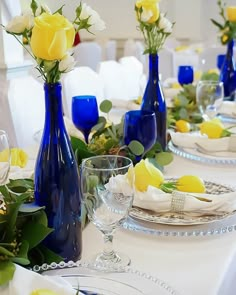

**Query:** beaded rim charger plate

left=128, top=181, right=235, bottom=226
left=34, top=261, right=179, bottom=295
left=168, top=140, right=236, bottom=165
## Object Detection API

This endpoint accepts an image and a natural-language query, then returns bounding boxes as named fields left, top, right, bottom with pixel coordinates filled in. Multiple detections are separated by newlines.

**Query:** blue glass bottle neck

left=226, top=39, right=234, bottom=57
left=148, top=54, right=159, bottom=80
left=44, top=82, right=64, bottom=129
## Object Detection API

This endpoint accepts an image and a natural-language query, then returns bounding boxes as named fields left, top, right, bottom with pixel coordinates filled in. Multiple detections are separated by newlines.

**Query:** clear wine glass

left=177, top=65, right=194, bottom=86
left=123, top=110, right=157, bottom=162
left=0, top=130, right=10, bottom=185
left=72, top=95, right=99, bottom=143
left=196, top=80, right=224, bottom=120
left=80, top=155, right=134, bottom=271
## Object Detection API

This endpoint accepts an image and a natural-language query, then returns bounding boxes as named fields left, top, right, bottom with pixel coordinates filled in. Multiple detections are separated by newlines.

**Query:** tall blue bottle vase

left=141, top=54, right=167, bottom=150
left=34, top=82, right=82, bottom=262
left=220, top=39, right=236, bottom=101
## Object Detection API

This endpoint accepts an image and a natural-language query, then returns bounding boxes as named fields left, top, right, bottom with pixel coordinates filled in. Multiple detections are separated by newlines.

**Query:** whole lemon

left=130, top=159, right=164, bottom=192
left=175, top=120, right=191, bottom=133
left=176, top=175, right=206, bottom=193
left=200, top=120, right=224, bottom=139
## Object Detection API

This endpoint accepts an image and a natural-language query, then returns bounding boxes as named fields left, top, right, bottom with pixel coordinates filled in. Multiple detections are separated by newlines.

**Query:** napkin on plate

left=218, top=101, right=236, bottom=118
left=0, top=264, right=77, bottom=295
left=133, top=186, right=236, bottom=217
left=169, top=130, right=236, bottom=153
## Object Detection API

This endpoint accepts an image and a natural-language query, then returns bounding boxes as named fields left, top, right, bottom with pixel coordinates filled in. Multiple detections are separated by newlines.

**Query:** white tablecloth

left=81, top=155, right=236, bottom=295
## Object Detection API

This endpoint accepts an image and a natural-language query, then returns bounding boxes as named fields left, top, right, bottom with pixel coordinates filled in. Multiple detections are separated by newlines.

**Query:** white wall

left=20, top=0, right=236, bottom=43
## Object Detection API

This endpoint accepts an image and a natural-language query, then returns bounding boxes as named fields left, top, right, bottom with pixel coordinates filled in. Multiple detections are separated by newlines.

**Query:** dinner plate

left=129, top=181, right=235, bottom=226
left=35, top=261, right=179, bottom=295
left=168, top=140, right=236, bottom=165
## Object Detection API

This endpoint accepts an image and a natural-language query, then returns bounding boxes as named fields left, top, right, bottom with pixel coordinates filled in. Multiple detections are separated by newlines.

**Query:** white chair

left=158, top=48, right=174, bottom=81
left=119, top=56, right=146, bottom=98
left=199, top=46, right=225, bottom=72
left=0, top=75, right=45, bottom=148
left=105, top=40, right=117, bottom=60
left=73, top=42, right=102, bottom=71
left=62, top=66, right=104, bottom=119
left=97, top=60, right=129, bottom=100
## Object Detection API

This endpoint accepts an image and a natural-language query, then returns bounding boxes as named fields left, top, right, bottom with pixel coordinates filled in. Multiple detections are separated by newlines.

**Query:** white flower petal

left=5, top=15, right=28, bottom=34
left=59, top=55, right=76, bottom=73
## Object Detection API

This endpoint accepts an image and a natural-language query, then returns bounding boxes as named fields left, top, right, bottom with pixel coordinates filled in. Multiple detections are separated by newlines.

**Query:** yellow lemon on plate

left=176, top=175, right=206, bottom=193
left=200, top=119, right=224, bottom=139
left=175, top=120, right=191, bottom=133
left=31, top=290, right=58, bottom=295
left=130, top=159, right=164, bottom=192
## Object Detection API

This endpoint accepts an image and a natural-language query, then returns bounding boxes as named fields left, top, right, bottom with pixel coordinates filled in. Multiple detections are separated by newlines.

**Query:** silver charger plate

left=168, top=140, right=236, bottom=165
left=127, top=181, right=235, bottom=227
left=34, top=261, right=179, bottom=295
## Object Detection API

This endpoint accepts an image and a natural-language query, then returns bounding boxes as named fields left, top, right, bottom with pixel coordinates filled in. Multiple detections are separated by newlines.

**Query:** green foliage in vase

left=0, top=179, right=62, bottom=286
left=71, top=100, right=173, bottom=168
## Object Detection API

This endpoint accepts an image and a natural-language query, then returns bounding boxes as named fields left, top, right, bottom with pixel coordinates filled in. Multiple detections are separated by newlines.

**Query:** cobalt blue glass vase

left=34, top=82, right=82, bottom=262
left=141, top=54, right=167, bottom=150
left=220, top=39, right=236, bottom=101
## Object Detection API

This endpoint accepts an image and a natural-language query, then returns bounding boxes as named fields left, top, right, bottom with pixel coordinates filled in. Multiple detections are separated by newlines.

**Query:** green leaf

left=155, top=152, right=174, bottom=166
left=19, top=202, right=44, bottom=213
left=100, top=100, right=112, bottom=113
left=104, top=138, right=117, bottom=151
left=0, top=260, right=15, bottom=286
left=0, top=246, right=14, bottom=257
left=91, top=122, right=106, bottom=132
left=70, top=136, right=87, bottom=151
left=32, top=210, right=48, bottom=227
left=128, top=140, right=144, bottom=156
left=12, top=240, right=30, bottom=265
left=37, top=244, right=63, bottom=264
left=21, top=223, right=53, bottom=250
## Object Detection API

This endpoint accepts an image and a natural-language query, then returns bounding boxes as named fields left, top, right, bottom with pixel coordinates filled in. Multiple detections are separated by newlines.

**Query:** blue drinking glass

left=177, top=65, right=194, bottom=86
left=217, top=54, right=226, bottom=71
left=72, top=95, right=99, bottom=143
left=123, top=110, right=157, bottom=162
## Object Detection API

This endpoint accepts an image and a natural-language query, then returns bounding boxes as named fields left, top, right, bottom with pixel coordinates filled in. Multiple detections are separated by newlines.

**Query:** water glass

left=72, top=95, right=99, bottom=143
left=81, top=155, right=134, bottom=271
left=196, top=80, right=224, bottom=120
left=123, top=110, right=157, bottom=162
left=177, top=65, right=194, bottom=86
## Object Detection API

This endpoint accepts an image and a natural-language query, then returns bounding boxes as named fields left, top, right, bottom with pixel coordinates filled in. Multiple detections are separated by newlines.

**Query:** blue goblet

left=72, top=95, right=99, bottom=143
left=217, top=54, right=226, bottom=71
left=177, top=65, right=194, bottom=86
left=123, top=110, right=157, bottom=162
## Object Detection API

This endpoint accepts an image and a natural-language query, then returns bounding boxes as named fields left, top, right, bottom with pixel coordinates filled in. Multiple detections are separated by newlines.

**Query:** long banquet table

left=81, top=155, right=236, bottom=295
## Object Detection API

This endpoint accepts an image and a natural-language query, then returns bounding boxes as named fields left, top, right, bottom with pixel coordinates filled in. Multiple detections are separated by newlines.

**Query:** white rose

left=159, top=14, right=172, bottom=33
left=59, top=54, right=76, bottom=73
left=80, top=3, right=106, bottom=31
left=5, top=12, right=34, bottom=34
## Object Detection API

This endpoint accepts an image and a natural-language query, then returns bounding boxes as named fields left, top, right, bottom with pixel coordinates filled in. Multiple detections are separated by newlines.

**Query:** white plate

left=168, top=141, right=236, bottom=165
left=37, top=262, right=179, bottom=295
left=129, top=181, right=235, bottom=226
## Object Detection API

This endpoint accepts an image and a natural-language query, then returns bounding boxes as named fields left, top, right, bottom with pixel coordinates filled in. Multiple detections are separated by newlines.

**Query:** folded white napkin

left=218, top=101, right=236, bottom=118
left=0, top=264, right=77, bottom=295
left=133, top=186, right=236, bottom=217
left=169, top=130, right=236, bottom=153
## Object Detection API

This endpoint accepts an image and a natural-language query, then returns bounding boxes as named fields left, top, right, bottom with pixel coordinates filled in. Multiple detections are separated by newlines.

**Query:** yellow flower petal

left=200, top=120, right=224, bottom=139
left=31, top=289, right=58, bottom=295
left=0, top=148, right=29, bottom=168
left=227, top=6, right=236, bottom=22
left=177, top=175, right=206, bottom=193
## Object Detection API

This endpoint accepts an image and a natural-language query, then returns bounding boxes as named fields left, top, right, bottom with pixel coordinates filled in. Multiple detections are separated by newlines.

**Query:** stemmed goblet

left=177, top=65, right=194, bottom=86
left=123, top=110, right=157, bottom=162
left=196, top=80, right=224, bottom=121
left=72, top=95, right=99, bottom=143
left=0, top=130, right=10, bottom=185
left=80, top=155, right=134, bottom=271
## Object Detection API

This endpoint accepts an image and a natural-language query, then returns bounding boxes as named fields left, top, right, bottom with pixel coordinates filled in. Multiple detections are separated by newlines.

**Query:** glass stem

left=102, top=233, right=115, bottom=258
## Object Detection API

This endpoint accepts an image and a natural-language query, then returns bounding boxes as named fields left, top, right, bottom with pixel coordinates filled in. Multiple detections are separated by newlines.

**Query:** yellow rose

left=200, top=119, right=224, bottom=139
left=0, top=148, right=28, bottom=168
left=31, top=290, right=58, bottom=295
left=177, top=175, right=206, bottom=193
left=129, top=159, right=164, bottom=192
left=175, top=120, right=191, bottom=133
left=31, top=13, right=75, bottom=61
left=227, top=6, right=236, bottom=22
left=136, top=0, right=160, bottom=23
